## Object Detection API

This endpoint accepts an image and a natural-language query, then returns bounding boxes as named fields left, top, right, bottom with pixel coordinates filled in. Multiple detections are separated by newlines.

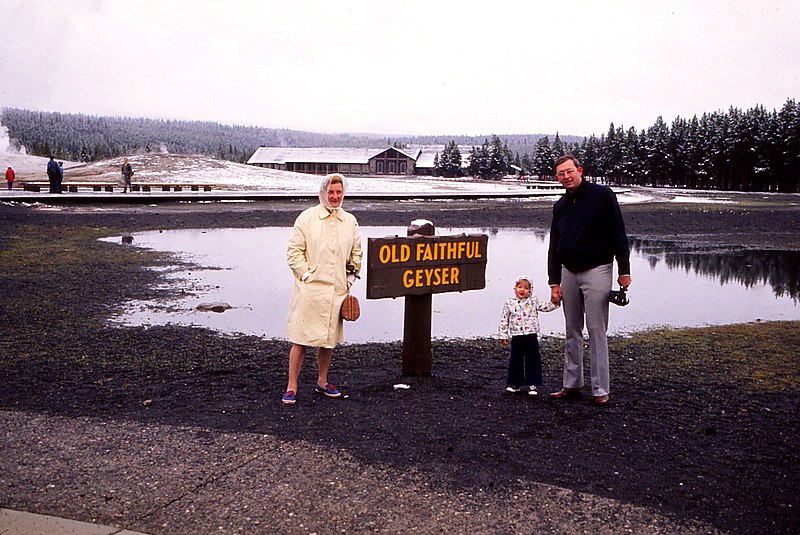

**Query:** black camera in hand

left=608, top=287, right=630, bottom=307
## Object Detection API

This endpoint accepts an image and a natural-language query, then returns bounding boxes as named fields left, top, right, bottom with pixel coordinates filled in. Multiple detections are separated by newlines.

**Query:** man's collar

left=566, top=179, right=587, bottom=197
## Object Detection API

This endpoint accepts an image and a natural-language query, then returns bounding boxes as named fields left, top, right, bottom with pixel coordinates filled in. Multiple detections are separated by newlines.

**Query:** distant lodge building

left=247, top=146, right=440, bottom=176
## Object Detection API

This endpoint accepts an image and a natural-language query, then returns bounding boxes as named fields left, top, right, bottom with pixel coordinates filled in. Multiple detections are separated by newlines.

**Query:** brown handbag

left=341, top=294, right=360, bottom=321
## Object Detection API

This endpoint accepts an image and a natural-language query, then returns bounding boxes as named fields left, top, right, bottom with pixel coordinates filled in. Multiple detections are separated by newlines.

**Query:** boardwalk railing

left=18, top=182, right=213, bottom=193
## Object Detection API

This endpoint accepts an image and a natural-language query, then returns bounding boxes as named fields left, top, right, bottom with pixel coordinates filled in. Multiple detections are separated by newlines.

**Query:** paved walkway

left=1, top=508, right=148, bottom=535
left=0, top=410, right=719, bottom=534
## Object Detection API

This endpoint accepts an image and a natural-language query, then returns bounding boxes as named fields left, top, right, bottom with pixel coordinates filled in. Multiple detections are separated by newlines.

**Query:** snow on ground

left=1, top=126, right=81, bottom=175
left=669, top=194, right=734, bottom=204
left=0, top=123, right=546, bottom=194
left=0, top=147, right=554, bottom=195
left=6, top=137, right=783, bottom=206
left=617, top=191, right=656, bottom=204
left=0, top=129, right=644, bottom=201
left=117, top=153, right=543, bottom=194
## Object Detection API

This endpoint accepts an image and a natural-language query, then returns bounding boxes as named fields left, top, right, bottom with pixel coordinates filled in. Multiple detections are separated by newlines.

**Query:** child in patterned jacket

left=497, top=275, right=560, bottom=396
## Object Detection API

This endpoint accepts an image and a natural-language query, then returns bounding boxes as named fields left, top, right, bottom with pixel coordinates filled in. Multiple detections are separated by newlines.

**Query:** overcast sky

left=1, top=0, right=797, bottom=137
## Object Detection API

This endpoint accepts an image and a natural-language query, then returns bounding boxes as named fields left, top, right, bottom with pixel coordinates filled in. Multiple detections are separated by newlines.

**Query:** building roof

left=247, top=147, right=377, bottom=165
left=414, top=149, right=440, bottom=169
left=247, top=146, right=420, bottom=166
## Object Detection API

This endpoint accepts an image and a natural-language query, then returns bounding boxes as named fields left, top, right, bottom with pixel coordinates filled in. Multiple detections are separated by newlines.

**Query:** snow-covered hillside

left=2, top=149, right=540, bottom=195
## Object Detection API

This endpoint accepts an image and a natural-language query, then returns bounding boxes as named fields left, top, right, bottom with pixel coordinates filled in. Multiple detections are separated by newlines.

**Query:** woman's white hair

left=319, top=173, right=348, bottom=209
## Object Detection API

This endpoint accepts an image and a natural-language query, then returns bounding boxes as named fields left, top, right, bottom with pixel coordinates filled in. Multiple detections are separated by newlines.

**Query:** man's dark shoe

left=593, top=394, right=610, bottom=405
left=550, top=387, right=580, bottom=399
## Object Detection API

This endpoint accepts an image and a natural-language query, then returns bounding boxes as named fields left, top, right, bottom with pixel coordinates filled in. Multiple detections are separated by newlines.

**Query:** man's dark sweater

left=547, top=180, right=631, bottom=286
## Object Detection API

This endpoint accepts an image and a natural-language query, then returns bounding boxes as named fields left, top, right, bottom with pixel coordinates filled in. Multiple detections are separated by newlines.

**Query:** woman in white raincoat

left=282, top=173, right=362, bottom=404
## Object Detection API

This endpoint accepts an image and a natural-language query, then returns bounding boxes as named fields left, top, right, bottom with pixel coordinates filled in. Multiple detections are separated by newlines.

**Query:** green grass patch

left=611, top=321, right=800, bottom=392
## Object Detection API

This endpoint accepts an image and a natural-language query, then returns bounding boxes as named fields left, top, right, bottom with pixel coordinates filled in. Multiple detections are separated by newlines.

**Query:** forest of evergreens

left=0, top=108, right=558, bottom=166
left=448, top=98, right=798, bottom=192
left=547, top=99, right=800, bottom=193
left=2, top=99, right=798, bottom=193
left=0, top=108, right=391, bottom=163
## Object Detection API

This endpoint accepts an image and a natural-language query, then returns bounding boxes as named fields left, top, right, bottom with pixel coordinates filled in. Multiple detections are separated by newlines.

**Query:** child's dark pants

left=507, top=333, right=542, bottom=387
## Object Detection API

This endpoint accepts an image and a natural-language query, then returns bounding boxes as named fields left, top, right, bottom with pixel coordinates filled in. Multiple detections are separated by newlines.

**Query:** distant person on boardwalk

left=497, top=275, right=560, bottom=397
left=57, top=161, right=64, bottom=192
left=547, top=155, right=631, bottom=406
left=282, top=173, right=362, bottom=405
left=5, top=166, right=14, bottom=190
left=121, top=158, right=134, bottom=193
left=46, top=156, right=60, bottom=193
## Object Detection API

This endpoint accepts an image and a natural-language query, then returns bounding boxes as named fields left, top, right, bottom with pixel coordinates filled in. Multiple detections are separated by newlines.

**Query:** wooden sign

left=366, top=234, right=489, bottom=299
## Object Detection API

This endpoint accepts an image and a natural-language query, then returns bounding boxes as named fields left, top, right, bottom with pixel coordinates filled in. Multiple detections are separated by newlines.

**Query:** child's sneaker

left=527, top=386, right=539, bottom=396
left=281, top=390, right=296, bottom=405
left=506, top=386, right=522, bottom=393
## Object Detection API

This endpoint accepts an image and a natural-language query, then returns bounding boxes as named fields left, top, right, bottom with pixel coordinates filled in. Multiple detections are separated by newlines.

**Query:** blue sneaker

left=315, top=383, right=342, bottom=398
left=281, top=390, right=296, bottom=405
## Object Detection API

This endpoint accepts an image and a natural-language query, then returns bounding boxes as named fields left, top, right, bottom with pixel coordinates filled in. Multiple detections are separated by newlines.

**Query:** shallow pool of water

left=104, top=227, right=799, bottom=342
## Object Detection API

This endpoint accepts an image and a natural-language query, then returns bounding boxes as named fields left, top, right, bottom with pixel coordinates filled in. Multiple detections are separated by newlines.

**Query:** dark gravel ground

left=1, top=191, right=799, bottom=534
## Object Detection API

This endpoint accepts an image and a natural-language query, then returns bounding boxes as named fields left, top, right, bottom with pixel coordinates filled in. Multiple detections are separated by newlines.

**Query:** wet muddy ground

left=0, top=194, right=798, bottom=533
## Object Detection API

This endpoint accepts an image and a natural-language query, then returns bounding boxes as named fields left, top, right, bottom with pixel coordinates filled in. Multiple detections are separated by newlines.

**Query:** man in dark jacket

left=547, top=155, right=631, bottom=405
left=46, top=156, right=61, bottom=193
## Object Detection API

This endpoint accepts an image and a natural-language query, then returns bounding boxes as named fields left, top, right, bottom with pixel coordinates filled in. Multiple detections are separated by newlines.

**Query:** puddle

left=102, top=227, right=799, bottom=342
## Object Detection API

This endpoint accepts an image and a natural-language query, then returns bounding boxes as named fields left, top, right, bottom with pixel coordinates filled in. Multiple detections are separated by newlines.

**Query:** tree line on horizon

left=2, top=99, right=798, bottom=193
left=0, top=107, right=557, bottom=166
left=565, top=98, right=800, bottom=193
left=435, top=98, right=799, bottom=193
left=0, top=108, right=392, bottom=164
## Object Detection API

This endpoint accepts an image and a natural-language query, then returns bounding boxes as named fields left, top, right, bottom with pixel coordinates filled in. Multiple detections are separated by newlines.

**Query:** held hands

left=550, top=285, right=562, bottom=304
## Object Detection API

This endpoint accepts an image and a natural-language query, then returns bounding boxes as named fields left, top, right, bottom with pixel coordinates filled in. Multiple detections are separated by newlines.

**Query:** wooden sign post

left=366, top=220, right=489, bottom=376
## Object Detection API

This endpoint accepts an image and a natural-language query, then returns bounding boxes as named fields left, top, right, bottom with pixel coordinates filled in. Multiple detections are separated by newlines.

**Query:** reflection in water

left=632, top=239, right=800, bottom=302
left=104, top=227, right=799, bottom=342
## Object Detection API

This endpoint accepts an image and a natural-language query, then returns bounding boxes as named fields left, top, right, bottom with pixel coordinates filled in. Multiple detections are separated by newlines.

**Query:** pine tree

left=552, top=132, right=564, bottom=159
left=620, top=127, right=642, bottom=185
left=532, top=136, right=553, bottom=178
left=600, top=123, right=624, bottom=183
left=777, top=99, right=800, bottom=192
left=643, top=117, right=671, bottom=187
left=580, top=135, right=600, bottom=177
